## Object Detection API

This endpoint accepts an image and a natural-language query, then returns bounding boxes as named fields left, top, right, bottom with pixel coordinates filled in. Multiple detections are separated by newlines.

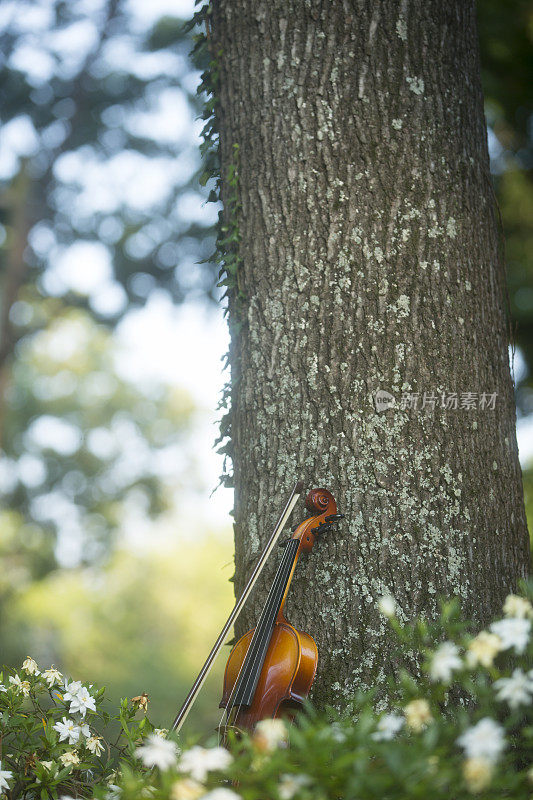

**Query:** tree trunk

left=211, top=0, right=530, bottom=709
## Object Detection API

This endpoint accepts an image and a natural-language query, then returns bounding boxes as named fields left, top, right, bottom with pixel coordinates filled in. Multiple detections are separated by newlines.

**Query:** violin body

left=220, top=621, right=318, bottom=728
left=219, top=488, right=341, bottom=737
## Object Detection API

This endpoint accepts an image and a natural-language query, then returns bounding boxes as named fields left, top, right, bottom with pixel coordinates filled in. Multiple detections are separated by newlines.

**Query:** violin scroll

left=291, top=488, right=339, bottom=553
left=305, top=488, right=337, bottom=516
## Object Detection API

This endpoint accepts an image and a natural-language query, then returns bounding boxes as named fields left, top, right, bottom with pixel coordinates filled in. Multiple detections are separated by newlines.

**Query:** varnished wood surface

left=220, top=621, right=318, bottom=729
left=218, top=488, right=335, bottom=733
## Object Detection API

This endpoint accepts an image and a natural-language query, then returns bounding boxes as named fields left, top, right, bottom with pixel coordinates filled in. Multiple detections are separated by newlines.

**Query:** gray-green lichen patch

left=406, top=76, right=425, bottom=95
left=446, top=217, right=458, bottom=238
left=388, top=295, right=411, bottom=318
left=396, top=16, right=407, bottom=41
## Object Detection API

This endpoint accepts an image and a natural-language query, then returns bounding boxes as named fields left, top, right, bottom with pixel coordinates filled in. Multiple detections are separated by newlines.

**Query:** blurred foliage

left=0, top=0, right=217, bottom=332
left=503, top=166, right=533, bottom=412
left=0, top=305, right=196, bottom=576
left=0, top=0, right=214, bottom=595
left=478, top=0, right=533, bottom=556
left=0, top=1, right=220, bottom=688
left=521, top=467, right=533, bottom=567
left=477, top=0, right=533, bottom=412
left=2, top=531, right=235, bottom=734
left=477, top=0, right=533, bottom=158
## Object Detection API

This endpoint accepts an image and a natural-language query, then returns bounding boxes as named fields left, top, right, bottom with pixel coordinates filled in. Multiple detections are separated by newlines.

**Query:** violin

left=219, top=487, right=342, bottom=739
left=170, top=483, right=343, bottom=738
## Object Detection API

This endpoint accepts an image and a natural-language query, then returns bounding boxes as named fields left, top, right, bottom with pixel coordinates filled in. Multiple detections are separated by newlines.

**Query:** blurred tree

left=0, top=0, right=218, bottom=375
left=0, top=1, right=214, bottom=582
left=477, top=0, right=533, bottom=409
left=0, top=304, right=196, bottom=584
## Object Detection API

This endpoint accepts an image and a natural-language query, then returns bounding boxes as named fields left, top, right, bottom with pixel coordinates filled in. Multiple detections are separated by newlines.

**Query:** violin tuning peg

left=325, top=514, right=345, bottom=523
left=315, top=522, right=333, bottom=534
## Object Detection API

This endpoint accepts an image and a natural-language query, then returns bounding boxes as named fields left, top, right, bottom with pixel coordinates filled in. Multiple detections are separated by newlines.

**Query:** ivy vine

left=186, top=2, right=243, bottom=488
left=187, top=3, right=244, bottom=310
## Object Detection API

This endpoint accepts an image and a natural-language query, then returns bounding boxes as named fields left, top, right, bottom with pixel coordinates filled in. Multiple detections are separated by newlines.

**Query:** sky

left=116, top=294, right=234, bottom=531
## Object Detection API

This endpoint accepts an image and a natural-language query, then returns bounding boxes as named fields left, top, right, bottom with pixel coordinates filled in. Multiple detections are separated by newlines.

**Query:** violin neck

left=229, top=539, right=300, bottom=708
left=262, top=538, right=300, bottom=626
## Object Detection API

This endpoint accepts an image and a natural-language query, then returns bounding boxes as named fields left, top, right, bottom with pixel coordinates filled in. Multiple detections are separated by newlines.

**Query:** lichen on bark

left=199, top=0, right=530, bottom=709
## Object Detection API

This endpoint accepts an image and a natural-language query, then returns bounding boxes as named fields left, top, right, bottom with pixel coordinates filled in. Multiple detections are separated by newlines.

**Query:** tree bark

left=211, top=0, right=530, bottom=709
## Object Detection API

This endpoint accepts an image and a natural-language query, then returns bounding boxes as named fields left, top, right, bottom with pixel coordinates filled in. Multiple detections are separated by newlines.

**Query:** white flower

left=9, top=674, right=30, bottom=696
left=490, top=618, right=530, bottom=654
left=178, top=746, right=232, bottom=782
left=327, top=722, right=346, bottom=743
left=22, top=657, right=40, bottom=676
left=59, top=751, right=80, bottom=768
left=503, top=594, right=533, bottom=619
left=86, top=735, right=105, bottom=756
left=278, top=774, right=311, bottom=799
left=463, top=757, right=493, bottom=793
left=0, top=762, right=13, bottom=792
left=377, top=595, right=397, bottom=617
left=62, top=680, right=83, bottom=702
left=403, top=699, right=432, bottom=732
left=0, top=685, right=6, bottom=693
left=198, top=791, right=241, bottom=800
left=253, top=718, right=287, bottom=751
left=135, top=734, right=178, bottom=770
left=53, top=717, right=83, bottom=745
left=371, top=713, right=404, bottom=741
left=170, top=779, right=204, bottom=800
left=40, top=761, right=54, bottom=771
left=494, top=669, right=533, bottom=709
left=154, top=728, right=168, bottom=738
left=68, top=685, right=96, bottom=717
left=466, top=632, right=502, bottom=668
left=457, top=718, right=505, bottom=763
left=429, top=641, right=462, bottom=682
left=42, top=667, right=63, bottom=687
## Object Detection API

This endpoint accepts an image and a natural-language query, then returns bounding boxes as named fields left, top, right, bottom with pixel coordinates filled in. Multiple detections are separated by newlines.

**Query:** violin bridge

left=218, top=706, right=244, bottom=745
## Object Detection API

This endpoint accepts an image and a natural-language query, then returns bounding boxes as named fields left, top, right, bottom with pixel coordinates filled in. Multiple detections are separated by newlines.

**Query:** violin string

left=226, top=539, right=299, bottom=729
left=220, top=542, right=294, bottom=727
left=235, top=540, right=299, bottom=707
left=230, top=540, right=297, bottom=706
left=218, top=547, right=289, bottom=739
left=217, top=545, right=291, bottom=742
left=219, top=540, right=297, bottom=737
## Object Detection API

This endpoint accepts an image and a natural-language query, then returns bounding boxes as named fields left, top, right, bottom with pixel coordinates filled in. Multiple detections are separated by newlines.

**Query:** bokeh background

left=0, top=0, right=531, bottom=734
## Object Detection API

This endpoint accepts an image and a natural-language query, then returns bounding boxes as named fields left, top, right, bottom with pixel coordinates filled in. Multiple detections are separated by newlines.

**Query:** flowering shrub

left=0, top=661, right=165, bottom=799
left=1, top=583, right=532, bottom=799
